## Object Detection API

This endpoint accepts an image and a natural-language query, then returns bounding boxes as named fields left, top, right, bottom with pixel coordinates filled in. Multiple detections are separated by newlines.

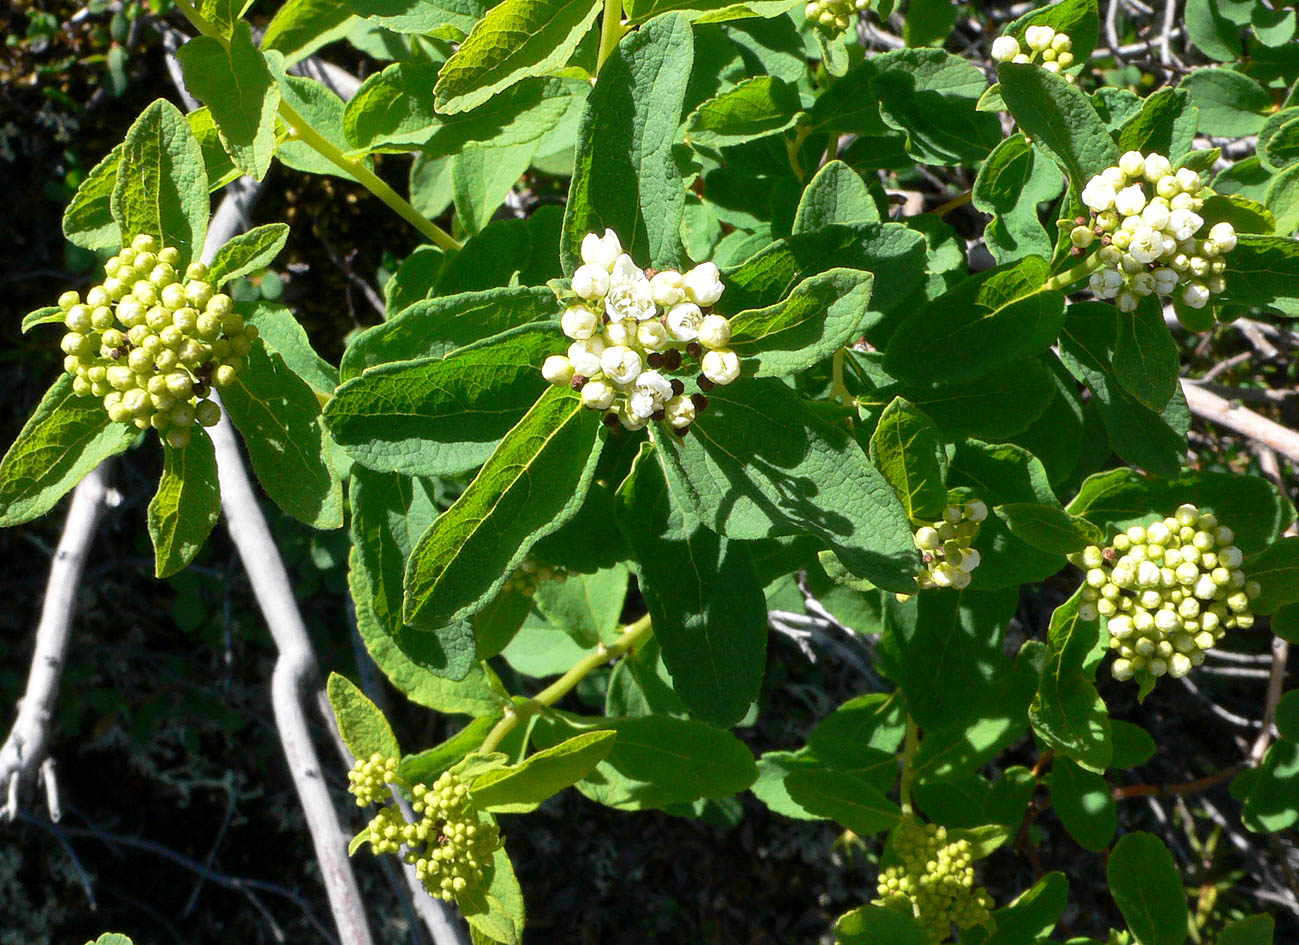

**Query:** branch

left=0, top=463, right=110, bottom=821
left=1181, top=380, right=1299, bottom=467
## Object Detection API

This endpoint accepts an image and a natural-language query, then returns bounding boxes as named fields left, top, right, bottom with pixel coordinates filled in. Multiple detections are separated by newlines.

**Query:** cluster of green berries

left=349, top=755, right=501, bottom=903
left=803, top=0, right=868, bottom=37
left=1071, top=505, right=1260, bottom=683
left=57, top=233, right=259, bottom=449
left=1074, top=152, right=1236, bottom=315
left=542, top=229, right=735, bottom=435
left=503, top=557, right=567, bottom=597
left=900, top=499, right=988, bottom=599
left=874, top=820, right=994, bottom=944
left=992, top=26, right=1077, bottom=82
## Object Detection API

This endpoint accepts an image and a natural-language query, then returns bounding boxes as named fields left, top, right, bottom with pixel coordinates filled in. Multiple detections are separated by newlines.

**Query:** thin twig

left=1181, top=380, right=1299, bottom=466
left=1249, top=637, right=1290, bottom=766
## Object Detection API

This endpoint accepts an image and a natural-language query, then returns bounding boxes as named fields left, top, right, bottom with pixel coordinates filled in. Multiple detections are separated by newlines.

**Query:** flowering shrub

left=7, top=0, right=1299, bottom=942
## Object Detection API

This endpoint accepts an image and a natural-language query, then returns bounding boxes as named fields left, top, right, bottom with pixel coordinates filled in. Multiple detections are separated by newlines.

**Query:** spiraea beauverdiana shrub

left=7, top=0, right=1299, bottom=942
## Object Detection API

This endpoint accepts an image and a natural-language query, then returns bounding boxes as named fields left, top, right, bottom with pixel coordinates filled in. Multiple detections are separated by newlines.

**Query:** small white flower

left=1057, top=50, right=1075, bottom=68
left=701, top=348, right=741, bottom=385
left=604, top=319, right=636, bottom=347
left=664, top=394, right=696, bottom=429
left=581, top=229, right=622, bottom=270
left=1070, top=226, right=1095, bottom=248
left=573, top=264, right=610, bottom=300
left=1113, top=184, right=1147, bottom=218
left=633, top=369, right=673, bottom=404
left=1208, top=274, right=1225, bottom=294
left=568, top=337, right=605, bottom=376
left=1143, top=154, right=1172, bottom=182
left=683, top=262, right=725, bottom=306
left=1153, top=268, right=1179, bottom=295
left=1051, top=31, right=1072, bottom=51
left=649, top=270, right=686, bottom=307
left=1183, top=281, right=1210, bottom=309
left=1155, top=175, right=1180, bottom=199
left=1188, top=255, right=1210, bottom=277
left=957, top=548, right=981, bottom=572
left=1209, top=221, right=1237, bottom=253
left=627, top=391, right=658, bottom=421
left=1025, top=24, right=1055, bottom=51
left=542, top=355, right=574, bottom=386
left=1043, top=60, right=1061, bottom=73
left=991, top=35, right=1020, bottom=62
left=1141, top=200, right=1170, bottom=231
left=581, top=379, right=616, bottom=410
left=1118, top=150, right=1146, bottom=178
left=1089, top=271, right=1114, bottom=298
left=666, top=301, right=704, bottom=341
left=697, top=314, right=732, bottom=350
left=561, top=305, right=599, bottom=340
left=1127, top=227, right=1163, bottom=265
left=1012, top=52, right=1030, bottom=63
left=637, top=321, right=669, bottom=350
left=1115, top=289, right=1139, bottom=313
left=965, top=499, right=988, bottom=522
left=1130, top=272, right=1156, bottom=296
left=600, top=345, right=643, bottom=386
left=1169, top=192, right=1198, bottom=212
left=1167, top=208, right=1202, bottom=241
left=605, top=254, right=657, bottom=323
left=1101, top=166, right=1128, bottom=189
left=1174, top=167, right=1202, bottom=193
left=1081, top=178, right=1116, bottom=213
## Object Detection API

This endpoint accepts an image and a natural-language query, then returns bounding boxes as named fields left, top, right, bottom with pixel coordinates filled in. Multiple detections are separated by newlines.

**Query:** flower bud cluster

left=543, top=230, right=735, bottom=435
left=992, top=27, right=1077, bottom=82
left=57, top=233, right=259, bottom=449
left=874, top=820, right=994, bottom=944
left=348, top=756, right=501, bottom=904
left=1071, top=505, right=1260, bottom=683
left=904, top=499, right=988, bottom=597
left=504, top=556, right=568, bottom=597
left=803, top=0, right=868, bottom=37
left=1073, top=153, right=1236, bottom=314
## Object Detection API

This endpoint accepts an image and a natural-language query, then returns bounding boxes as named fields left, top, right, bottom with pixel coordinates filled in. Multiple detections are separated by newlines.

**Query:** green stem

left=785, top=125, right=811, bottom=183
left=171, top=0, right=461, bottom=252
left=480, top=614, right=654, bottom=754
left=1044, top=252, right=1103, bottom=292
left=931, top=190, right=972, bottom=217
left=831, top=347, right=853, bottom=408
left=596, top=0, right=627, bottom=74
left=898, top=714, right=919, bottom=816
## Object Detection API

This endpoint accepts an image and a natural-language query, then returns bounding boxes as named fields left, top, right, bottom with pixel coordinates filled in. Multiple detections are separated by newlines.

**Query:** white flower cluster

left=543, top=230, right=737, bottom=434
left=1072, top=505, right=1260, bottom=683
left=992, top=26, right=1077, bottom=83
left=503, top=557, right=566, bottom=597
left=803, top=0, right=868, bottom=36
left=905, top=499, right=988, bottom=597
left=1073, top=152, right=1236, bottom=314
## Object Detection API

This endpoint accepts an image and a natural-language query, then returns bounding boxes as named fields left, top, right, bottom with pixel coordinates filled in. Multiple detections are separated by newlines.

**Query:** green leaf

left=350, top=468, right=479, bottom=681
left=793, top=160, right=881, bottom=233
left=1262, top=116, right=1299, bottom=171
left=727, top=268, right=874, bottom=377
left=883, top=256, right=1065, bottom=386
left=1058, top=302, right=1190, bottom=477
left=623, top=0, right=800, bottom=23
left=63, top=143, right=124, bottom=252
left=342, top=286, right=556, bottom=379
left=470, top=731, right=616, bottom=812
left=1241, top=735, right=1299, bottom=832
left=1030, top=590, right=1112, bottom=771
left=904, top=0, right=956, bottom=45
left=541, top=714, right=758, bottom=810
left=1218, top=915, right=1275, bottom=945
left=1265, top=164, right=1299, bottom=236
left=784, top=769, right=900, bottom=836
left=1112, top=299, right=1180, bottom=412
left=432, top=0, right=602, bottom=114
left=111, top=99, right=209, bottom=268
left=871, top=48, right=1002, bottom=166
left=868, top=398, right=947, bottom=522
left=1049, top=757, right=1116, bottom=851
left=189, top=106, right=246, bottom=190
left=1115, top=87, right=1198, bottom=161
left=240, top=301, right=339, bottom=399
left=404, top=387, right=602, bottom=628
left=1180, top=69, right=1271, bottom=136
left=615, top=445, right=767, bottom=728
left=1110, top=720, right=1157, bottom=769
left=973, top=136, right=1063, bottom=265
left=220, top=341, right=344, bottom=529
left=1107, top=832, right=1189, bottom=945
left=262, top=0, right=356, bottom=66
left=452, top=141, right=539, bottom=235
left=685, top=76, right=803, bottom=148
left=834, top=904, right=929, bottom=945
left=401, top=718, right=500, bottom=785
left=344, top=0, right=492, bottom=34
left=207, top=223, right=290, bottom=288
left=562, top=13, right=694, bottom=273
left=654, top=377, right=919, bottom=593
left=1244, top=537, right=1299, bottom=614
left=1005, top=0, right=1099, bottom=59
left=996, top=502, right=1104, bottom=554
left=998, top=62, right=1118, bottom=184
left=0, top=375, right=136, bottom=528
left=177, top=23, right=281, bottom=180
left=973, top=871, right=1069, bottom=945
left=880, top=588, right=1018, bottom=731
left=326, top=324, right=552, bottom=477
left=272, top=70, right=363, bottom=182
left=327, top=672, right=401, bottom=760
left=1185, top=0, right=1242, bottom=61
left=147, top=429, right=222, bottom=578
left=1274, top=604, right=1299, bottom=644
left=1220, top=235, right=1299, bottom=317
left=21, top=307, right=64, bottom=334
